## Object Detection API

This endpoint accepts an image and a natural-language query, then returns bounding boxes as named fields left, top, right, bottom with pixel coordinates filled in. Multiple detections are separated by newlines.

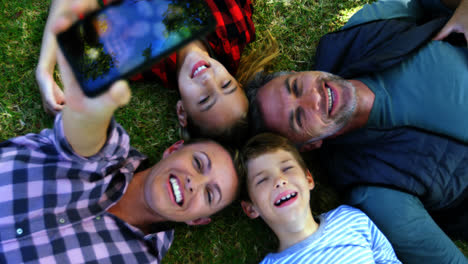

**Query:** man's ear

left=299, top=140, right=323, bottom=152
left=162, top=140, right=185, bottom=158
left=241, top=201, right=260, bottom=219
left=176, top=100, right=188, bottom=128
left=185, top=217, right=211, bottom=226
left=306, top=170, right=315, bottom=190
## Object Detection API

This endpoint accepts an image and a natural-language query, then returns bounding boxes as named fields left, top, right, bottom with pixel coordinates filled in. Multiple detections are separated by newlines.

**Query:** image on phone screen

left=57, top=0, right=215, bottom=97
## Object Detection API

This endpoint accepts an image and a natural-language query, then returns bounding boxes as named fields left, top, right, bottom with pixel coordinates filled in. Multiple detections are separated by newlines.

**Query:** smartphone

left=57, top=0, right=215, bottom=97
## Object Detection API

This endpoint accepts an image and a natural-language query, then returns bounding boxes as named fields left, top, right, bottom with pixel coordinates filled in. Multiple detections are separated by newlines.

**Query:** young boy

left=240, top=133, right=401, bottom=263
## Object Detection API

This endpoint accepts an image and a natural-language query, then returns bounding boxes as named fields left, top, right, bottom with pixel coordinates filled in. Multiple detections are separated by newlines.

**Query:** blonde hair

left=236, top=31, right=280, bottom=87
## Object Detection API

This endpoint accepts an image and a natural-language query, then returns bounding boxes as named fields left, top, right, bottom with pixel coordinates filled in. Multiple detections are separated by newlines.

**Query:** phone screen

left=57, top=0, right=215, bottom=97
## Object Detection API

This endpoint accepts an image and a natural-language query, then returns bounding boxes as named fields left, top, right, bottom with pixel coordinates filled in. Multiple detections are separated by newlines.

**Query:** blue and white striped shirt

left=260, top=205, right=400, bottom=264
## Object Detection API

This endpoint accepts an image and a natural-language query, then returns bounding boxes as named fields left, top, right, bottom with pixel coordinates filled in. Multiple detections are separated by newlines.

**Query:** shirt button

left=16, top=228, right=23, bottom=235
left=59, top=218, right=66, bottom=224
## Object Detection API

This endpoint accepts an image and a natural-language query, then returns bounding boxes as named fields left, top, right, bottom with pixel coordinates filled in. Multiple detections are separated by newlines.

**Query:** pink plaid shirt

left=0, top=114, right=173, bottom=263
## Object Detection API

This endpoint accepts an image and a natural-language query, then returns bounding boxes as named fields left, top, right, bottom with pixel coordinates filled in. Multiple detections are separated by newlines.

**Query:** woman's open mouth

left=169, top=175, right=184, bottom=206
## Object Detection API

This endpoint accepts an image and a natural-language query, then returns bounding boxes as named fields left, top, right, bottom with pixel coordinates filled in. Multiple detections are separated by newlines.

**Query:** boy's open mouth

left=274, top=192, right=298, bottom=207
left=169, top=175, right=184, bottom=206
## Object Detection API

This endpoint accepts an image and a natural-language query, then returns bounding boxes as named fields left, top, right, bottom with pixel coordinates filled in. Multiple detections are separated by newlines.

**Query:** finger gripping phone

left=57, top=0, right=215, bottom=97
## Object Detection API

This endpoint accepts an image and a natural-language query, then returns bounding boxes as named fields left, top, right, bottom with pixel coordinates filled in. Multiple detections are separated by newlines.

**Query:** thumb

left=108, top=80, right=131, bottom=107
left=433, top=24, right=452, bottom=41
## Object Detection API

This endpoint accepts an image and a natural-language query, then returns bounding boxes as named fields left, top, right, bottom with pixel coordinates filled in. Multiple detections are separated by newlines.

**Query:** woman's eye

left=207, top=189, right=213, bottom=204
left=283, top=166, right=293, bottom=172
left=198, top=96, right=209, bottom=104
left=222, top=80, right=232, bottom=89
left=194, top=156, right=202, bottom=171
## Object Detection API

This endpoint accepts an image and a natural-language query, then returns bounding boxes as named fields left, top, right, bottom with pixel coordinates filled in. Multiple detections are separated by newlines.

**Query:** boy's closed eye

left=256, top=177, right=268, bottom=185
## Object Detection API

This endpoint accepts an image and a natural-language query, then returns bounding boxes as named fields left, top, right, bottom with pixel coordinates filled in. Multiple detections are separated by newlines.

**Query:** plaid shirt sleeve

left=130, top=0, right=256, bottom=89
left=0, top=114, right=173, bottom=263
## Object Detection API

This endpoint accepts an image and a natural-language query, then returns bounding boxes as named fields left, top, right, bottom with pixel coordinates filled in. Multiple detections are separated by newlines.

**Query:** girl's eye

left=198, top=96, right=209, bottom=104
left=283, top=166, right=293, bottom=172
left=222, top=80, right=232, bottom=89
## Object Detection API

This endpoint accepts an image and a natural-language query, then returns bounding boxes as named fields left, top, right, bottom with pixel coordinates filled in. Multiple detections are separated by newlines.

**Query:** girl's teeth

left=194, top=65, right=207, bottom=76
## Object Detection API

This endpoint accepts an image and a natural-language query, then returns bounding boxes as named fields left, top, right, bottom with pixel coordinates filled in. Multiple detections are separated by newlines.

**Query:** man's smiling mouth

left=169, top=175, right=184, bottom=206
left=325, top=83, right=334, bottom=115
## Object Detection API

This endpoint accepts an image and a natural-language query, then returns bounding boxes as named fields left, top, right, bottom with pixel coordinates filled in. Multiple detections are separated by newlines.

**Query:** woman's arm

left=53, top=0, right=130, bottom=157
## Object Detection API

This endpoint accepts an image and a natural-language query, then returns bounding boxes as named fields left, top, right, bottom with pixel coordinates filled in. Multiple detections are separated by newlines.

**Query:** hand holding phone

left=57, top=0, right=215, bottom=97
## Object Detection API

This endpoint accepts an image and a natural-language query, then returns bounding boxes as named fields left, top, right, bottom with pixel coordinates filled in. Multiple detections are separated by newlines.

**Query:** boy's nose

left=274, top=176, right=287, bottom=188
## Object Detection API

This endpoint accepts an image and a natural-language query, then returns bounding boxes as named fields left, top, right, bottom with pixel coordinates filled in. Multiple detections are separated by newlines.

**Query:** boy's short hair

left=240, top=133, right=308, bottom=201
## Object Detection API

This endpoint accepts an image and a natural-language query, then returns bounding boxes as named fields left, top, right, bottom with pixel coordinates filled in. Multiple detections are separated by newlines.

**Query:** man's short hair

left=239, top=133, right=308, bottom=201
left=245, top=71, right=292, bottom=136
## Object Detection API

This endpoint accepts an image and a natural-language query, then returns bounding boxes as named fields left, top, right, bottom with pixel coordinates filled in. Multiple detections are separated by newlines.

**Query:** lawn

left=0, top=0, right=466, bottom=263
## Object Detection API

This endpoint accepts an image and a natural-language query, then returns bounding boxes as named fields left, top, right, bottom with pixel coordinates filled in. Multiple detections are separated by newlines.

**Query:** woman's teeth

left=170, top=177, right=183, bottom=205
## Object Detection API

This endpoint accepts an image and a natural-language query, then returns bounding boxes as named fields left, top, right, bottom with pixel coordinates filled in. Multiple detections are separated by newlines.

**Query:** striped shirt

left=261, top=206, right=400, bottom=264
left=0, top=114, right=173, bottom=263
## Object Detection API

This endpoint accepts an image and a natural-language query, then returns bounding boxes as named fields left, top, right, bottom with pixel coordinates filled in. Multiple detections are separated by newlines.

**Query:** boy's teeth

left=274, top=192, right=297, bottom=206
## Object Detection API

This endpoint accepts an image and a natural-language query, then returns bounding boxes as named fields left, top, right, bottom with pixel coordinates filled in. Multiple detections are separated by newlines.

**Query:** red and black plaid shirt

left=130, top=0, right=255, bottom=88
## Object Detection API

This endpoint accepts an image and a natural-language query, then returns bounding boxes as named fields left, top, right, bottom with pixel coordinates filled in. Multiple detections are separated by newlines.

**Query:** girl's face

left=176, top=42, right=248, bottom=133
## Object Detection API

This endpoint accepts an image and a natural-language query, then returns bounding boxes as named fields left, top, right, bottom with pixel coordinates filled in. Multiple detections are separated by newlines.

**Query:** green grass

left=0, top=0, right=466, bottom=263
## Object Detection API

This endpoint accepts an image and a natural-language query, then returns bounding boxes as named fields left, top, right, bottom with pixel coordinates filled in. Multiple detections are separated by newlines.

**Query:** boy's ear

left=241, top=201, right=260, bottom=219
left=185, top=217, right=211, bottom=226
left=176, top=100, right=188, bottom=128
left=306, top=170, right=315, bottom=190
left=299, top=140, right=323, bottom=152
left=162, top=140, right=185, bottom=158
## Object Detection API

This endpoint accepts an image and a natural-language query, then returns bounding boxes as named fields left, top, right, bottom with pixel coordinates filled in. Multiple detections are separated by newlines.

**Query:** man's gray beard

left=303, top=74, right=357, bottom=144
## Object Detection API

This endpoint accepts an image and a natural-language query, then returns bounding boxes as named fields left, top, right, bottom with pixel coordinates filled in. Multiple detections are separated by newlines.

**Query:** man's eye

left=296, top=107, right=303, bottom=128
left=222, top=80, right=232, bottom=89
left=293, top=79, right=300, bottom=96
left=198, top=96, right=209, bottom=104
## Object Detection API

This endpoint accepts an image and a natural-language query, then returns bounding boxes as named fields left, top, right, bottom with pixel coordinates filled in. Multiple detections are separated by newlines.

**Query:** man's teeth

left=274, top=192, right=297, bottom=206
left=193, top=65, right=207, bottom=76
left=170, top=178, right=182, bottom=204
left=326, top=86, right=333, bottom=114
